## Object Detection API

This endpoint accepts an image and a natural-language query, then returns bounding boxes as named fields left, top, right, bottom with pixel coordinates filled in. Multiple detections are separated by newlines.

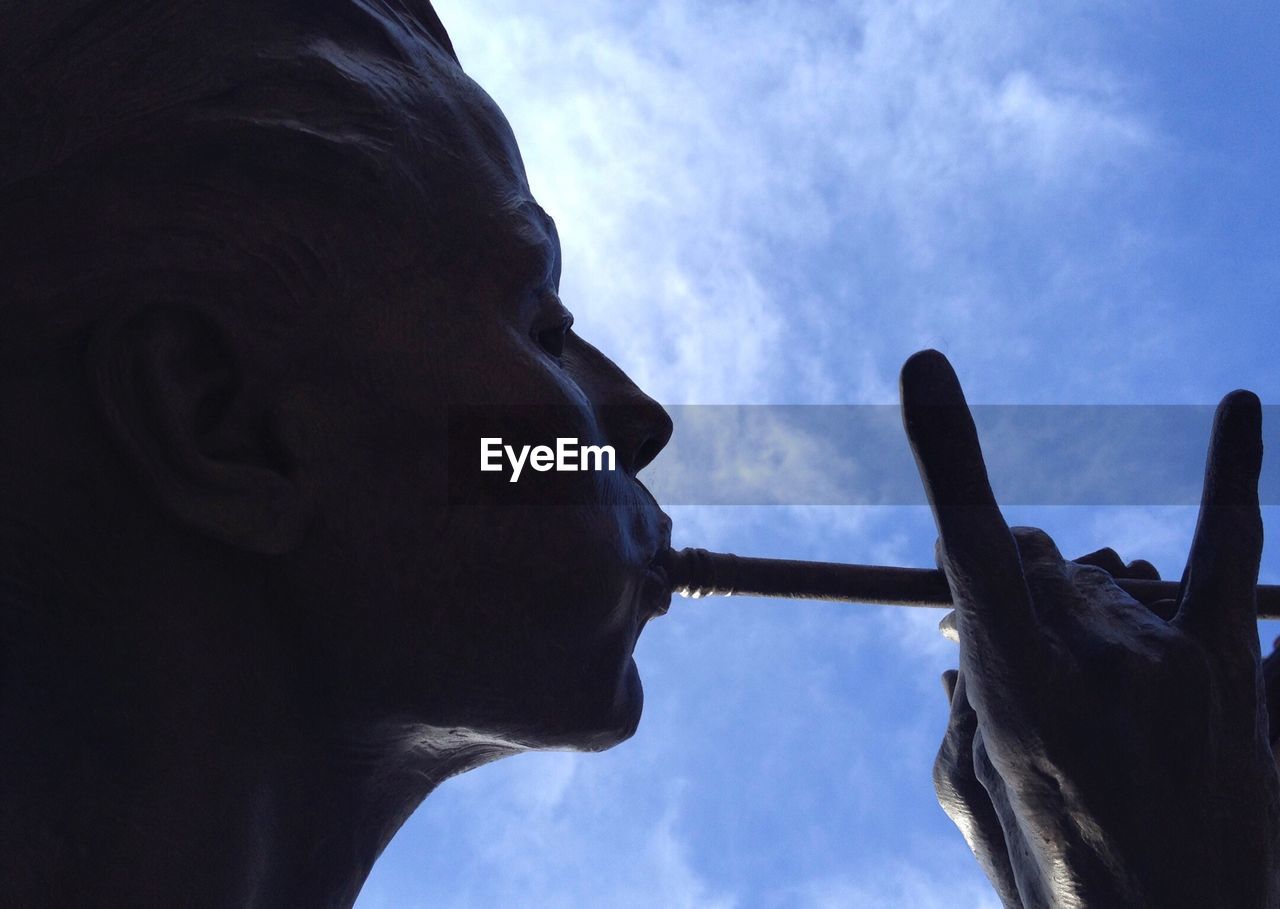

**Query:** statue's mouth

left=641, top=562, right=672, bottom=618
left=641, top=528, right=673, bottom=618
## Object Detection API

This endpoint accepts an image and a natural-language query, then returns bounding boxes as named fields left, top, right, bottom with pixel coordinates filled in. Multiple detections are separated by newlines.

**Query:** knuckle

left=1011, top=526, right=1064, bottom=563
left=1127, top=558, right=1161, bottom=580
left=1084, top=547, right=1124, bottom=571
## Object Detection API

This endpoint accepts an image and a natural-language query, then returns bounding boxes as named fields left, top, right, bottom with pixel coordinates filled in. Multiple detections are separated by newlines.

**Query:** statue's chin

left=601, top=659, right=644, bottom=748
left=537, top=659, right=644, bottom=754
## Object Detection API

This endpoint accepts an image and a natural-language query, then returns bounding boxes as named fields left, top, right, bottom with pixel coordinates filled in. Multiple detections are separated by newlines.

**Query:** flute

left=661, top=547, right=1280, bottom=620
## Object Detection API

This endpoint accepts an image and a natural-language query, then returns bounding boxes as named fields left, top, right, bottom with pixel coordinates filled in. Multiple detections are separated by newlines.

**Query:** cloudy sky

left=357, top=1, right=1279, bottom=906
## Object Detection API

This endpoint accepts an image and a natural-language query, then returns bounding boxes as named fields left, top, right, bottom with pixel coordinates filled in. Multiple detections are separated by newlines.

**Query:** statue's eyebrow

left=509, top=199, right=557, bottom=245
left=527, top=201, right=557, bottom=236
left=505, top=199, right=561, bottom=285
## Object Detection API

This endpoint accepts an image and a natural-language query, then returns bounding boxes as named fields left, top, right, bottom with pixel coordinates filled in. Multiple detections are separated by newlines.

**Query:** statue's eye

left=534, top=314, right=573, bottom=360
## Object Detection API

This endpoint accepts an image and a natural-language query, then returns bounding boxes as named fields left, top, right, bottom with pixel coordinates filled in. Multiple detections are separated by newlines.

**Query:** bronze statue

left=905, top=350, right=1280, bottom=908
left=1, top=2, right=671, bottom=904
left=1, top=1, right=1277, bottom=906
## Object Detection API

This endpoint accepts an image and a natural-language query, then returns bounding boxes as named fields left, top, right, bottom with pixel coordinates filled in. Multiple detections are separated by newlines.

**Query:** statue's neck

left=0, top=567, right=515, bottom=908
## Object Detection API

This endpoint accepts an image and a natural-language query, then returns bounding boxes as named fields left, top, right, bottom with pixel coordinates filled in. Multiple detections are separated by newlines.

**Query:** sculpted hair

left=0, top=0, right=464, bottom=373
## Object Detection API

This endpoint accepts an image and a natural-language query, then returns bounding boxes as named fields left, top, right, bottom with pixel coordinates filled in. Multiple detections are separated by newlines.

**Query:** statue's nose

left=599, top=393, right=673, bottom=477
left=568, top=335, right=673, bottom=477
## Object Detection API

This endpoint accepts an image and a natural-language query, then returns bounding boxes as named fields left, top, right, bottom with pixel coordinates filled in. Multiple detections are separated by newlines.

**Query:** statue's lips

left=642, top=548, right=672, bottom=618
left=641, top=564, right=672, bottom=617
left=636, top=511, right=673, bottom=619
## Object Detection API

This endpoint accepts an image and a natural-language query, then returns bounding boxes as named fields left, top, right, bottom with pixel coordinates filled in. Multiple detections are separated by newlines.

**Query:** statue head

left=0, top=0, right=673, bottom=753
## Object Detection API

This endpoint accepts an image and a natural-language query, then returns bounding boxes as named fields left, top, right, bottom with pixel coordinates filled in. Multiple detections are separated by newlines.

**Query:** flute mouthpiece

left=660, top=547, right=739, bottom=599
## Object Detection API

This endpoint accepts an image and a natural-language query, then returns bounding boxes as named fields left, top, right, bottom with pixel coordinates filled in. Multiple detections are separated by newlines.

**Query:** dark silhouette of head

left=0, top=2, right=673, bottom=904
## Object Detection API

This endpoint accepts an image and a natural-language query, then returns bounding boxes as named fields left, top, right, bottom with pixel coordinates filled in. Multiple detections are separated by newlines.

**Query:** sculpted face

left=268, top=61, right=674, bottom=749
left=0, top=3, right=671, bottom=757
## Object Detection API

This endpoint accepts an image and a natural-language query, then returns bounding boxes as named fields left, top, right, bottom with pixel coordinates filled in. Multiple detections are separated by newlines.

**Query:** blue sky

left=356, top=1, right=1280, bottom=906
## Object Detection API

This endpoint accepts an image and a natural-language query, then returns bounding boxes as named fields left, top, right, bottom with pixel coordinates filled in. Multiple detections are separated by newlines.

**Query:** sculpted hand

left=934, top=549, right=1161, bottom=909
left=902, top=349, right=1280, bottom=909
left=935, top=553, right=1158, bottom=909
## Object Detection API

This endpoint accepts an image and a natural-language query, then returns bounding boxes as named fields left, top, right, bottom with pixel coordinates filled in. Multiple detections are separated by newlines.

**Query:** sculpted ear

left=87, top=304, right=308, bottom=555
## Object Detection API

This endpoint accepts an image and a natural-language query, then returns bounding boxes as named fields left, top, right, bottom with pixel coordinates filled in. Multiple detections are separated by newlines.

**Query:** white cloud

left=642, top=790, right=741, bottom=909
left=433, top=0, right=1156, bottom=406
left=795, top=859, right=1005, bottom=909
left=360, top=754, right=739, bottom=909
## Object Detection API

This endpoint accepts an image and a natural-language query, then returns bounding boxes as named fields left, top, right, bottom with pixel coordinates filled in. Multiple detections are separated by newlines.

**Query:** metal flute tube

left=661, top=547, right=1280, bottom=620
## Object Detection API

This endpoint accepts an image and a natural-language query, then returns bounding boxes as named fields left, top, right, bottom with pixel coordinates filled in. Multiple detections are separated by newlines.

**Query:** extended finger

left=1072, top=546, right=1125, bottom=575
left=1174, top=390, right=1264, bottom=647
left=934, top=539, right=960, bottom=644
left=1124, top=559, right=1160, bottom=581
left=902, top=351, right=1039, bottom=677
